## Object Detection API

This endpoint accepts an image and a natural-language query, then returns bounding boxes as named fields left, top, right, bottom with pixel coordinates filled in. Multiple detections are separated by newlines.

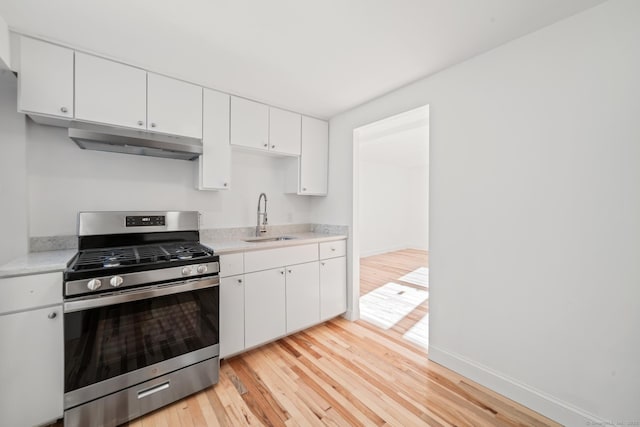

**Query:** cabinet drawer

left=244, top=244, right=318, bottom=273
left=319, top=240, right=346, bottom=259
left=219, top=253, right=244, bottom=277
left=0, top=272, right=62, bottom=314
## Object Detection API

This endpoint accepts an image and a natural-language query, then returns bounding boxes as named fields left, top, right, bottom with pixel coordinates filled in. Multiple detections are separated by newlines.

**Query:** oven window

left=64, top=286, right=219, bottom=392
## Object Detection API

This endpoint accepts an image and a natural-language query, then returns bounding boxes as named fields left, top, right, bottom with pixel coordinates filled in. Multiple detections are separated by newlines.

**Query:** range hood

left=68, top=123, right=202, bottom=161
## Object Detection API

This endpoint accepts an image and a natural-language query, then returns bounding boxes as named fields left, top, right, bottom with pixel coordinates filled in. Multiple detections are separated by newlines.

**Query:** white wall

left=406, top=165, right=428, bottom=250
left=311, top=0, right=640, bottom=424
left=359, top=150, right=428, bottom=256
left=359, top=160, right=410, bottom=256
left=24, top=122, right=312, bottom=237
left=0, top=70, right=28, bottom=264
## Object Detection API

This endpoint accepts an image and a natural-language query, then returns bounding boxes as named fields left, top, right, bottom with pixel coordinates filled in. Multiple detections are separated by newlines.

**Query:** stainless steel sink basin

left=243, top=236, right=297, bottom=243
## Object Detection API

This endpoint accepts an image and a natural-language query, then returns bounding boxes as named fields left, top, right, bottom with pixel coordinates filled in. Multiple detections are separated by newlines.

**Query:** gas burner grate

left=161, top=243, right=212, bottom=261
left=136, top=245, right=171, bottom=263
left=75, top=248, right=138, bottom=270
left=70, top=242, right=214, bottom=272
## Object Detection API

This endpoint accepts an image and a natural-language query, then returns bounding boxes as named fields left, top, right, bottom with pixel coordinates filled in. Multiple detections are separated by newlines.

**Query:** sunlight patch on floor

left=399, top=267, right=429, bottom=288
left=403, top=313, right=429, bottom=349
left=359, top=282, right=429, bottom=329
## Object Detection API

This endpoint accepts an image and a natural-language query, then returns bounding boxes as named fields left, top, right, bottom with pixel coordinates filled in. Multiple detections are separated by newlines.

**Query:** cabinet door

left=286, top=261, right=320, bottom=333
left=220, top=276, right=245, bottom=358
left=0, top=306, right=63, bottom=427
left=18, top=37, right=73, bottom=118
left=198, top=89, right=231, bottom=190
left=75, top=52, right=147, bottom=129
left=230, top=96, right=269, bottom=150
left=320, top=256, right=347, bottom=320
left=300, top=116, right=329, bottom=195
left=147, top=73, right=203, bottom=138
left=244, top=268, right=286, bottom=348
left=269, top=107, right=301, bottom=156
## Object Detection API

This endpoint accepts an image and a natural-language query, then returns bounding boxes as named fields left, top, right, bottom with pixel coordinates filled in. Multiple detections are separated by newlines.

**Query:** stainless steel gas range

left=62, top=211, right=220, bottom=427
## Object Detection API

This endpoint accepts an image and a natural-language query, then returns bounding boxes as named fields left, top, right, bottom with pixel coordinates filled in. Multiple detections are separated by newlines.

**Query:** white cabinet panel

left=320, top=256, right=347, bottom=320
left=147, top=73, right=202, bottom=138
left=75, top=53, right=147, bottom=129
left=220, top=276, right=245, bottom=358
left=0, top=272, right=62, bottom=314
left=244, top=268, right=286, bottom=348
left=319, top=240, right=346, bottom=260
left=300, top=116, right=329, bottom=195
left=230, top=96, right=269, bottom=150
left=18, top=37, right=74, bottom=118
left=244, top=244, right=318, bottom=273
left=219, top=252, right=243, bottom=278
left=0, top=305, right=63, bottom=426
left=199, top=89, right=231, bottom=190
left=269, top=107, right=301, bottom=156
left=286, top=261, right=320, bottom=333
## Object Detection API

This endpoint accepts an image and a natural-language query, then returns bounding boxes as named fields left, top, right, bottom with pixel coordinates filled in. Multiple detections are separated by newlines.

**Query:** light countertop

left=0, top=232, right=346, bottom=278
left=202, top=232, right=347, bottom=255
left=0, top=249, right=76, bottom=279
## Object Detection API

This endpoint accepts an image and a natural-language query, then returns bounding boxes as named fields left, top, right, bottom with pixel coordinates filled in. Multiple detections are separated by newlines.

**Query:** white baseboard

left=428, top=345, right=607, bottom=426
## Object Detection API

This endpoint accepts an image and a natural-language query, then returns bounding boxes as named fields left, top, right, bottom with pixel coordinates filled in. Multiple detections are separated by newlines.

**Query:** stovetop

left=73, top=242, right=213, bottom=270
left=64, top=242, right=216, bottom=282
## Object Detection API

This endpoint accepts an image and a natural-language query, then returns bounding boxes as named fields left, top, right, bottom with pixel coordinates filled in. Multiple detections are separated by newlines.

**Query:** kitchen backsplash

left=29, top=223, right=349, bottom=252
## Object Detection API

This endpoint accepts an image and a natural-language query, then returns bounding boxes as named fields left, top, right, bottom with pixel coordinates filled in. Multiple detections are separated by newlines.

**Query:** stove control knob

left=110, top=276, right=124, bottom=287
left=181, top=267, right=192, bottom=276
left=197, top=265, right=208, bottom=274
left=87, top=279, right=102, bottom=291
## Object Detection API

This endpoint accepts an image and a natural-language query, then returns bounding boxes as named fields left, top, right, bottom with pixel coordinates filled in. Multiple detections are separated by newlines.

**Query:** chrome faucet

left=256, top=193, right=268, bottom=236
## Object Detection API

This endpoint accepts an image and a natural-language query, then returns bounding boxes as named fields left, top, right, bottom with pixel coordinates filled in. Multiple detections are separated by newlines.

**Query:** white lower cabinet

left=219, top=275, right=245, bottom=358
left=320, top=256, right=347, bottom=320
left=219, top=240, right=347, bottom=358
left=244, top=268, right=286, bottom=348
left=286, top=261, right=320, bottom=333
left=0, top=305, right=63, bottom=427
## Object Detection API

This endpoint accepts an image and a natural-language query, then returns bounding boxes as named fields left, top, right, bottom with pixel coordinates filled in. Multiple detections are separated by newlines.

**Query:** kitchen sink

left=243, top=236, right=298, bottom=243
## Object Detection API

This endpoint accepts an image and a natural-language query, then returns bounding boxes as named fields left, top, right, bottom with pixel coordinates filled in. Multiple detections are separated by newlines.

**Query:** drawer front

left=319, top=240, right=346, bottom=259
left=244, top=244, right=318, bottom=273
left=219, top=253, right=244, bottom=277
left=0, top=272, right=62, bottom=314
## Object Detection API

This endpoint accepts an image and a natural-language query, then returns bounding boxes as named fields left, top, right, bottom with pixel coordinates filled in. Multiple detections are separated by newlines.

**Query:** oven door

left=63, top=277, right=219, bottom=409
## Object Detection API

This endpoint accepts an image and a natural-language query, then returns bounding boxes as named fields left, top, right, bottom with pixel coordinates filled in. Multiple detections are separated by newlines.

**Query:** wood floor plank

left=45, top=249, right=559, bottom=427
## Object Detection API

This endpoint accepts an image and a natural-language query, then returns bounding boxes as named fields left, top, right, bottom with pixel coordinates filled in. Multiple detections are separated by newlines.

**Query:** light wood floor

left=359, top=248, right=429, bottom=351
left=49, top=250, right=559, bottom=427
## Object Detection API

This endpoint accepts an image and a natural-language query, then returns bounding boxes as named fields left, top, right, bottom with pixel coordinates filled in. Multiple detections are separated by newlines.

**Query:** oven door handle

left=63, top=276, right=219, bottom=313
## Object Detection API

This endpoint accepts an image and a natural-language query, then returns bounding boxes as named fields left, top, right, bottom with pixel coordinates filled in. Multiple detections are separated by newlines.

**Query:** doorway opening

left=352, top=105, right=429, bottom=352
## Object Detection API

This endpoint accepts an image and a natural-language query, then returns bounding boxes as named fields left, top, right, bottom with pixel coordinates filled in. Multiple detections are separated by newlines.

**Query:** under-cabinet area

left=218, top=239, right=347, bottom=358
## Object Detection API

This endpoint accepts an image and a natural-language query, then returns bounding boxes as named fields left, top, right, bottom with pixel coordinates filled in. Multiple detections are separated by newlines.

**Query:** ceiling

left=0, top=0, right=604, bottom=119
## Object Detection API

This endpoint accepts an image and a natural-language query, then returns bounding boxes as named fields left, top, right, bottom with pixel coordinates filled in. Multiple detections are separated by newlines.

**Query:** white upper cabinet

left=18, top=37, right=74, bottom=118
left=75, top=52, right=147, bottom=130
left=198, top=89, right=231, bottom=190
left=269, top=107, right=301, bottom=156
left=300, top=116, right=329, bottom=195
left=230, top=96, right=269, bottom=150
left=147, top=73, right=202, bottom=138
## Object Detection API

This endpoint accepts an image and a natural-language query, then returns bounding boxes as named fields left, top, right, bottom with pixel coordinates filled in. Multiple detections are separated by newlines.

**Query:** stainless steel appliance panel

left=78, top=211, right=200, bottom=236
left=64, top=357, right=218, bottom=427
left=64, top=283, right=219, bottom=396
